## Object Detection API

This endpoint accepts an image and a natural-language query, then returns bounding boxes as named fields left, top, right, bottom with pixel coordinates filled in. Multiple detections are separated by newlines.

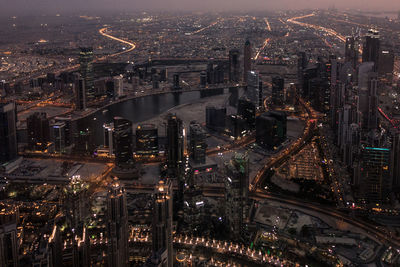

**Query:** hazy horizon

left=0, top=0, right=399, bottom=17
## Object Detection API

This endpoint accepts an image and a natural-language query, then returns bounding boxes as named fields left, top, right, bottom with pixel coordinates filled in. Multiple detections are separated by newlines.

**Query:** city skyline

left=1, top=6, right=400, bottom=267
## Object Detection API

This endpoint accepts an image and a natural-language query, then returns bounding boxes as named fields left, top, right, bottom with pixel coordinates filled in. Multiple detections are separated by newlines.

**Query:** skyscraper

left=357, top=63, right=378, bottom=131
left=74, top=73, right=86, bottom=111
left=362, top=29, right=380, bottom=70
left=199, top=72, right=207, bottom=88
left=107, top=179, right=129, bottom=267
left=256, top=111, right=287, bottom=150
left=79, top=47, right=94, bottom=101
left=52, top=122, right=66, bottom=153
left=113, top=117, right=134, bottom=169
left=225, top=153, right=249, bottom=240
left=378, top=47, right=394, bottom=80
left=63, top=175, right=89, bottom=229
left=47, top=225, right=62, bottom=267
left=189, top=123, right=207, bottom=164
left=359, top=147, right=391, bottom=204
left=136, top=124, right=158, bottom=156
left=237, top=98, right=256, bottom=130
left=152, top=180, right=173, bottom=267
left=271, top=76, right=284, bottom=106
left=256, top=114, right=277, bottom=150
left=103, top=122, right=114, bottom=156
left=243, top=39, right=252, bottom=82
left=391, top=131, right=400, bottom=192
left=345, top=36, right=358, bottom=70
left=205, top=106, right=226, bottom=132
left=173, top=74, right=180, bottom=90
left=245, top=71, right=260, bottom=107
left=0, top=207, right=19, bottom=267
left=27, top=112, right=50, bottom=151
left=166, top=114, right=183, bottom=177
left=0, top=102, right=17, bottom=164
left=113, top=75, right=124, bottom=97
left=229, top=49, right=241, bottom=82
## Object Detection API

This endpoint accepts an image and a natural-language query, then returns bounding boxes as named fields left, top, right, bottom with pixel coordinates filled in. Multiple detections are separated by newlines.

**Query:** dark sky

left=0, top=0, right=399, bottom=16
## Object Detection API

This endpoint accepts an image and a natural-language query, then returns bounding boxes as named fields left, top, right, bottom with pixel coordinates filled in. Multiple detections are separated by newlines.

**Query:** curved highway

left=98, top=27, right=137, bottom=58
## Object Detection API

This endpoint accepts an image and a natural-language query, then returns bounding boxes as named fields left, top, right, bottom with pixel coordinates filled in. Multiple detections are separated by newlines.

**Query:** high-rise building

left=226, top=115, right=247, bottom=139
left=237, top=98, right=256, bottom=130
left=362, top=29, right=380, bottom=70
left=229, top=49, right=241, bottom=82
left=74, top=73, right=86, bottom=110
left=0, top=102, right=17, bottom=164
left=271, top=76, right=284, bottom=106
left=63, top=175, right=89, bottom=229
left=199, top=72, right=207, bottom=88
left=206, top=61, right=214, bottom=85
left=55, top=117, right=73, bottom=149
left=166, top=114, right=183, bottom=177
left=256, top=111, right=287, bottom=150
left=267, top=111, right=287, bottom=142
left=173, top=74, right=180, bottom=90
left=113, top=117, right=134, bottom=169
left=205, top=106, right=226, bottom=132
left=243, top=39, right=252, bottom=82
left=152, top=74, right=160, bottom=89
left=0, top=207, right=19, bottom=267
left=47, top=225, right=62, bottom=267
left=136, top=124, right=158, bottom=156
left=286, top=83, right=297, bottom=107
left=391, top=131, right=400, bottom=192
left=359, top=147, right=391, bottom=204
left=107, top=179, right=129, bottom=267
left=378, top=47, right=394, bottom=80
left=256, top=114, right=277, bottom=150
left=357, top=63, right=378, bottom=131
left=53, top=122, right=66, bottom=153
left=189, top=123, right=207, bottom=164
left=152, top=180, right=173, bottom=267
left=27, top=112, right=50, bottom=151
left=225, top=153, right=249, bottom=239
left=79, top=47, right=94, bottom=101
left=113, top=75, right=124, bottom=97
left=245, top=71, right=260, bottom=107
left=345, top=36, right=359, bottom=70
left=103, top=122, right=114, bottom=156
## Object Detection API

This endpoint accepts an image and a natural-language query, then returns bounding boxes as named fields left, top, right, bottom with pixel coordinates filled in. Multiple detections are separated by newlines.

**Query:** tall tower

left=362, top=29, right=380, bottom=70
left=0, top=102, right=17, bottom=164
left=189, top=122, right=207, bottom=164
left=224, top=153, right=249, bottom=239
left=74, top=73, right=86, bottom=111
left=103, top=122, right=114, bottom=156
left=27, top=112, right=50, bottom=150
left=345, top=36, right=359, bottom=70
left=107, top=179, right=129, bottom=267
left=243, top=39, right=252, bottom=82
left=0, top=206, right=19, bottom=267
left=166, top=114, right=183, bottom=177
left=229, top=49, right=240, bottom=83
left=271, top=76, right=284, bottom=107
left=63, top=175, right=89, bottom=229
left=113, top=117, right=134, bottom=169
left=246, top=71, right=260, bottom=107
left=79, top=47, right=94, bottom=101
left=152, top=180, right=173, bottom=267
left=359, top=147, right=391, bottom=204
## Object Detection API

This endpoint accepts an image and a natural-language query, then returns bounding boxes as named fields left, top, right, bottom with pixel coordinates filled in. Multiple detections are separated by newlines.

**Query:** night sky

left=0, top=0, right=399, bottom=16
